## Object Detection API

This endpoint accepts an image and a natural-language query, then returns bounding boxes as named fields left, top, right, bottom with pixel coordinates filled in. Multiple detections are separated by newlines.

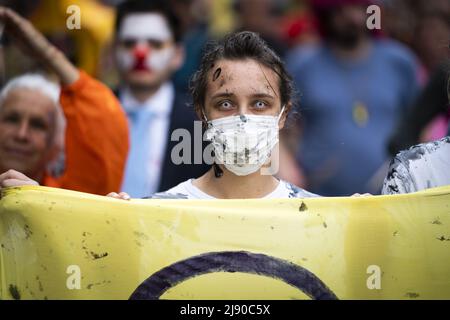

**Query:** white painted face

left=116, top=13, right=175, bottom=73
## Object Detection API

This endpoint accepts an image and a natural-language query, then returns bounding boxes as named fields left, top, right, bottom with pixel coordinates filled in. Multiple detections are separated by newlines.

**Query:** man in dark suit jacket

left=113, top=0, right=208, bottom=198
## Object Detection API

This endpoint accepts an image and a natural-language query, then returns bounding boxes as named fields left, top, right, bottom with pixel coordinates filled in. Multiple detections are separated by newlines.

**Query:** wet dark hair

left=190, top=31, right=295, bottom=117
left=115, top=0, right=182, bottom=43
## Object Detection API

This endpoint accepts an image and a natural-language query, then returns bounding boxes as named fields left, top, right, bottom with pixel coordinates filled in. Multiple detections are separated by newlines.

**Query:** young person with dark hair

left=109, top=31, right=319, bottom=200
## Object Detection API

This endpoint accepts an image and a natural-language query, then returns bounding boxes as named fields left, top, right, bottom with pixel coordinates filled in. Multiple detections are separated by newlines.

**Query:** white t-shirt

left=149, top=179, right=319, bottom=199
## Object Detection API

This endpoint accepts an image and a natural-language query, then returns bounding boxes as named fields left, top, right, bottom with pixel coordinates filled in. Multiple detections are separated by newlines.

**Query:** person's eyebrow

left=210, top=92, right=235, bottom=100
left=210, top=92, right=276, bottom=100
left=250, top=93, right=276, bottom=100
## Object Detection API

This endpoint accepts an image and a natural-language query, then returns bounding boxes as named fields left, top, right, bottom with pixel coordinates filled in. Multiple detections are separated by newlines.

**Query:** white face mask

left=205, top=106, right=285, bottom=176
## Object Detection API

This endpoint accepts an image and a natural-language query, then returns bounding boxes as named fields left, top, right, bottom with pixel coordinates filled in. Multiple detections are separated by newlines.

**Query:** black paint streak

left=24, top=224, right=33, bottom=239
left=9, top=284, right=21, bottom=300
left=386, top=148, right=425, bottom=180
left=213, top=163, right=223, bottom=178
left=405, top=292, right=420, bottom=298
left=212, top=68, right=222, bottom=81
left=129, top=251, right=338, bottom=300
left=90, top=251, right=108, bottom=260
left=87, top=280, right=111, bottom=289
left=81, top=231, right=108, bottom=260
left=431, top=218, right=442, bottom=225
left=299, top=202, right=308, bottom=212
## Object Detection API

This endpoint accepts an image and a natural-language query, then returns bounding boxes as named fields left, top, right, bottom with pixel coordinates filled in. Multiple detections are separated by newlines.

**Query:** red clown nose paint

left=132, top=45, right=151, bottom=71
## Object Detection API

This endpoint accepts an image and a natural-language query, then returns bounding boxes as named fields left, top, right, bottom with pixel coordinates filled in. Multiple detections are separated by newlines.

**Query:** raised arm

left=0, top=6, right=78, bottom=85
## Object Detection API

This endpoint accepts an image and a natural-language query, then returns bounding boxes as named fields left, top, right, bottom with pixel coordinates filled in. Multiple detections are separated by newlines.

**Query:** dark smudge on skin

left=213, top=68, right=222, bottom=81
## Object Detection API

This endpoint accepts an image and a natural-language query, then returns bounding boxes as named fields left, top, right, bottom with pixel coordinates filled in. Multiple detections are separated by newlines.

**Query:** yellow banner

left=1, top=185, right=450, bottom=300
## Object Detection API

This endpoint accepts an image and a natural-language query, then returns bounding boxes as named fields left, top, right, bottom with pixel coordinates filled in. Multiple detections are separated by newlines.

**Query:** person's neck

left=127, top=84, right=163, bottom=104
left=329, top=37, right=372, bottom=62
left=193, top=166, right=280, bottom=199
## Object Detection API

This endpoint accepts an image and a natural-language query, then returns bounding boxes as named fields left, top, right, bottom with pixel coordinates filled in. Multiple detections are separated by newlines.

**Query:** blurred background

left=0, top=0, right=449, bottom=196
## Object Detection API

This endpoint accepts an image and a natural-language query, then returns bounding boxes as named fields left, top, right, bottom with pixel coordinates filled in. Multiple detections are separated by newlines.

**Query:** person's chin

left=0, top=159, right=34, bottom=175
left=127, top=69, right=156, bottom=82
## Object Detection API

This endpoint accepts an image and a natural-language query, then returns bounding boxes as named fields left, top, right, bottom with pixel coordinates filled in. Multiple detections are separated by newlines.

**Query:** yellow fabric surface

left=1, top=185, right=450, bottom=300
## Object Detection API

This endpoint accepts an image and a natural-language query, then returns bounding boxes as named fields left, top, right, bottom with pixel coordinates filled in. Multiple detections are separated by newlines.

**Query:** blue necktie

left=122, top=108, right=155, bottom=197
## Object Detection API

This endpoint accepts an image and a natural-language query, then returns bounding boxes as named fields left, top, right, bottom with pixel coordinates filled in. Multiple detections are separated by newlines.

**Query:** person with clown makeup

left=113, top=0, right=208, bottom=198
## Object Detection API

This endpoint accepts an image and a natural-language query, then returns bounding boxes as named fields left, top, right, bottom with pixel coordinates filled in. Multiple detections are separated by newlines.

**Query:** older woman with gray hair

left=0, top=6, right=129, bottom=195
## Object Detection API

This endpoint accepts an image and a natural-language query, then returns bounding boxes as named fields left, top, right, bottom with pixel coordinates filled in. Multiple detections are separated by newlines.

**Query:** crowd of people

left=0, top=0, right=448, bottom=199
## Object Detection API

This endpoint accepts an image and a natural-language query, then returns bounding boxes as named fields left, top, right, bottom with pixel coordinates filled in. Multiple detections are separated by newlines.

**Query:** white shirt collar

left=120, top=82, right=174, bottom=116
left=184, top=178, right=285, bottom=199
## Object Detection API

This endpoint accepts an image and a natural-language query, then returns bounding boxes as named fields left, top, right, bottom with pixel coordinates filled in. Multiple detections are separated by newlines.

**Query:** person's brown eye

left=148, top=40, right=164, bottom=49
left=122, top=39, right=137, bottom=49
left=30, top=118, right=48, bottom=131
left=2, top=113, right=20, bottom=124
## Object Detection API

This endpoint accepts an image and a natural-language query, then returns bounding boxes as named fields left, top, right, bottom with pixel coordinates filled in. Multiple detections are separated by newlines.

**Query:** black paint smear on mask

left=213, top=68, right=222, bottom=81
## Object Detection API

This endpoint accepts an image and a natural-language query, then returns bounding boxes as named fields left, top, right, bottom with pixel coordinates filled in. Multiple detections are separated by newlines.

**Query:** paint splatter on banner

left=1, top=185, right=450, bottom=299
